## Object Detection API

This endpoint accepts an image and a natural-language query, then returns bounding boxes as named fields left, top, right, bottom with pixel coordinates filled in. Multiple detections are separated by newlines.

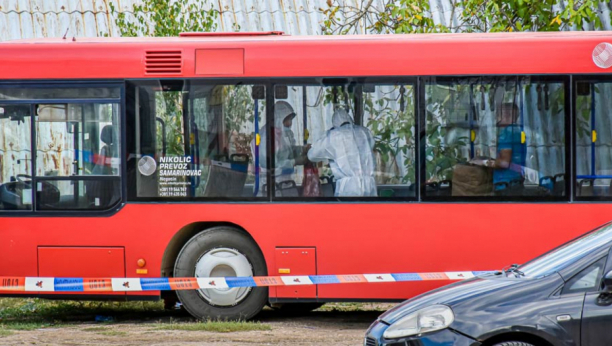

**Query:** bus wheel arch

left=160, top=221, right=261, bottom=278
left=161, top=222, right=268, bottom=320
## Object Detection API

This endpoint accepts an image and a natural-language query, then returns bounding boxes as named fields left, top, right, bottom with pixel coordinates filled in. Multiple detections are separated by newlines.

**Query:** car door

left=578, top=257, right=610, bottom=346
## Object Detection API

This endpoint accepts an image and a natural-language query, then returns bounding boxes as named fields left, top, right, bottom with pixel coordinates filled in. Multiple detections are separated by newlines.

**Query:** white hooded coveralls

left=307, top=109, right=377, bottom=197
left=256, top=101, right=304, bottom=192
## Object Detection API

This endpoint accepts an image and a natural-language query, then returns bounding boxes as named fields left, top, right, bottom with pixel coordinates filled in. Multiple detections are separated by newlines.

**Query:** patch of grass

left=317, top=302, right=395, bottom=312
left=0, top=321, right=63, bottom=331
left=98, top=330, right=127, bottom=336
left=82, top=327, right=109, bottom=332
left=0, top=329, right=13, bottom=337
left=82, top=326, right=127, bottom=336
left=155, top=320, right=271, bottom=333
left=0, top=298, right=166, bottom=325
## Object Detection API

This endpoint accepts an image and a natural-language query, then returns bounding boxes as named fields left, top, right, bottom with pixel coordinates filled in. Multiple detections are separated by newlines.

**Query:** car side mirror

left=603, top=271, right=612, bottom=292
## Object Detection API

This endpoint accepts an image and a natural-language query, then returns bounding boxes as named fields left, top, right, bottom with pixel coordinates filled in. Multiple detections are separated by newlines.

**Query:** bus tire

left=174, top=226, right=267, bottom=320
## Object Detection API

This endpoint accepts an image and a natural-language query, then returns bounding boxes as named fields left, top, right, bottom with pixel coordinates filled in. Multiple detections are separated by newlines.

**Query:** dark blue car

left=365, top=222, right=612, bottom=346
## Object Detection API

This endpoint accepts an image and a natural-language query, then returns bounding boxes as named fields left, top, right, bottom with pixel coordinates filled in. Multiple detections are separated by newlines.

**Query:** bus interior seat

left=203, top=154, right=249, bottom=197
left=36, top=181, right=61, bottom=208
left=407, top=183, right=416, bottom=196
left=577, top=179, right=594, bottom=197
left=375, top=184, right=415, bottom=198
left=93, top=125, right=116, bottom=175
left=396, top=184, right=416, bottom=197
left=553, top=173, right=565, bottom=196
left=379, top=188, right=395, bottom=197
left=0, top=179, right=30, bottom=210
left=86, top=125, right=119, bottom=207
left=320, top=176, right=334, bottom=197
left=505, top=178, right=526, bottom=196
left=425, top=181, right=439, bottom=196
left=539, top=176, right=554, bottom=192
left=494, top=181, right=509, bottom=195
left=423, top=180, right=452, bottom=197
left=437, top=180, right=452, bottom=196
left=277, top=180, right=299, bottom=197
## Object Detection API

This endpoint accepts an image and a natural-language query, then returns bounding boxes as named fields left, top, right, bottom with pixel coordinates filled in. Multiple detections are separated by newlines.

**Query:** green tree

left=321, top=0, right=609, bottom=34
left=110, top=1, right=217, bottom=37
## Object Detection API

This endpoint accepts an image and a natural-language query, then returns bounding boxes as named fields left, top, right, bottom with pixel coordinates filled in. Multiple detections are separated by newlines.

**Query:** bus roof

left=2, top=31, right=612, bottom=79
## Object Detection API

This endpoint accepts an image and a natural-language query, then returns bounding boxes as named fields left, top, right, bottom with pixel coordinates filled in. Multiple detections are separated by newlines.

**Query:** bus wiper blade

left=503, top=264, right=525, bottom=277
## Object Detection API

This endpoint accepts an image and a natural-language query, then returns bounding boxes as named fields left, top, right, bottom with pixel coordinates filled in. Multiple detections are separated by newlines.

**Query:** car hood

left=380, top=274, right=522, bottom=324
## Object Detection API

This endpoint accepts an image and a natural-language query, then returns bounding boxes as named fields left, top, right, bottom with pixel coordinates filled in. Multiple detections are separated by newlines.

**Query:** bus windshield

left=519, top=223, right=612, bottom=278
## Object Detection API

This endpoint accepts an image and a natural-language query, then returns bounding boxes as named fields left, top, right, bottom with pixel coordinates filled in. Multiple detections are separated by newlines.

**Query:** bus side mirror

left=603, top=271, right=612, bottom=292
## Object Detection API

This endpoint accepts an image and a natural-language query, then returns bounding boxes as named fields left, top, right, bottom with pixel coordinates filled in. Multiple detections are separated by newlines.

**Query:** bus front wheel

left=174, top=226, right=268, bottom=320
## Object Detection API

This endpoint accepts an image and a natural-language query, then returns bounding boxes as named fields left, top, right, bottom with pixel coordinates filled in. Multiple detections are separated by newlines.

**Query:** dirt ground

left=0, top=303, right=396, bottom=346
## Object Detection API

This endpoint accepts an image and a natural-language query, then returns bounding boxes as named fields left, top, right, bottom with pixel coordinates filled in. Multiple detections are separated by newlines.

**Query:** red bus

left=1, top=31, right=612, bottom=319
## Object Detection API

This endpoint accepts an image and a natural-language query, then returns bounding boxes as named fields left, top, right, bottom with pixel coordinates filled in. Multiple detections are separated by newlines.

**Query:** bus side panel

left=0, top=203, right=609, bottom=300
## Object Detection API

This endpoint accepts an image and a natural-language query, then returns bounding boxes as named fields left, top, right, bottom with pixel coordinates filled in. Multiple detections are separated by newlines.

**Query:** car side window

left=562, top=257, right=606, bottom=295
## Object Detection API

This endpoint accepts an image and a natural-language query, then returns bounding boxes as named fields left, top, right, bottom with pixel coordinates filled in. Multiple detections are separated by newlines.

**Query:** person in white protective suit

left=256, top=101, right=309, bottom=194
left=307, top=108, right=377, bottom=197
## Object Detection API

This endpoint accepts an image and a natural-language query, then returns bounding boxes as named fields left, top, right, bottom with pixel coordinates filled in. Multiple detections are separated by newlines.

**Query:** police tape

left=0, top=271, right=494, bottom=292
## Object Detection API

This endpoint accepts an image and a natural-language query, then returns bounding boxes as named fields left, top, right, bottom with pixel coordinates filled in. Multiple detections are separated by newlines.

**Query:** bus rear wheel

left=174, top=227, right=268, bottom=320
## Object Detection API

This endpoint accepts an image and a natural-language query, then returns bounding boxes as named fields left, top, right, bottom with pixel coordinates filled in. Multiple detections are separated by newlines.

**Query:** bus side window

left=35, top=103, right=121, bottom=210
left=130, top=80, right=267, bottom=200
left=268, top=81, right=416, bottom=199
left=363, top=83, right=417, bottom=198
left=0, top=104, right=33, bottom=211
left=575, top=81, right=612, bottom=200
left=424, top=77, right=567, bottom=200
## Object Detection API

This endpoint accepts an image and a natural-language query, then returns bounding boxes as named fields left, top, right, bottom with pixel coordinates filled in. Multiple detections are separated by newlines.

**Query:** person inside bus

left=257, top=101, right=309, bottom=195
left=307, top=108, right=377, bottom=197
left=470, top=102, right=525, bottom=190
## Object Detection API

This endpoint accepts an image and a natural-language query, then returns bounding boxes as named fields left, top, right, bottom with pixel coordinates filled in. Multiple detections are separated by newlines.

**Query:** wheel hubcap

left=194, top=247, right=253, bottom=306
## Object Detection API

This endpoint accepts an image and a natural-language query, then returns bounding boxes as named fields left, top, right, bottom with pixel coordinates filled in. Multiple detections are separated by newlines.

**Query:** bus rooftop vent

left=145, top=50, right=182, bottom=75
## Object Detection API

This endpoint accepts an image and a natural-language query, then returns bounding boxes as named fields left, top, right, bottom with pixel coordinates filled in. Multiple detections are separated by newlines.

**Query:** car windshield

left=519, top=223, right=612, bottom=278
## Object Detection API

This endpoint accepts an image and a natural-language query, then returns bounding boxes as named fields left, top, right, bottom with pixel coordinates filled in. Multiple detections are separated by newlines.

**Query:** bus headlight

left=383, top=305, right=454, bottom=339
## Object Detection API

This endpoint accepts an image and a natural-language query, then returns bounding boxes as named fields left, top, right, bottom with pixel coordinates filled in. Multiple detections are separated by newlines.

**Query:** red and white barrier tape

left=0, top=271, right=495, bottom=292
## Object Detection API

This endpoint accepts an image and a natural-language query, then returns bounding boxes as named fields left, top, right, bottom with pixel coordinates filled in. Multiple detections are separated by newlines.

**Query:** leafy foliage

left=363, top=87, right=416, bottom=184
left=155, top=92, right=185, bottom=157
left=110, top=1, right=217, bottom=37
left=321, top=0, right=610, bottom=34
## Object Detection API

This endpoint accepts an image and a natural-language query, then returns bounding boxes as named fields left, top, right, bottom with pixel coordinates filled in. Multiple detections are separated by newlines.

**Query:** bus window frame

left=0, top=80, right=124, bottom=217
left=419, top=74, right=571, bottom=203
left=268, top=77, right=420, bottom=202
left=126, top=78, right=273, bottom=203
left=572, top=75, right=612, bottom=202
left=3, top=75, right=608, bottom=211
